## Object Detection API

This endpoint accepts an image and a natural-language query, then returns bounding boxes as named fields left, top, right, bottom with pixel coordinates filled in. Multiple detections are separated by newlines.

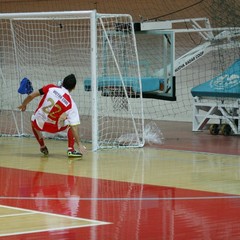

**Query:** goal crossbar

left=0, top=10, right=145, bottom=150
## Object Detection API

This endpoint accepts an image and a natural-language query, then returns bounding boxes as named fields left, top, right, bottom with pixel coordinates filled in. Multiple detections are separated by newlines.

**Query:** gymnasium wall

left=0, top=0, right=210, bottom=22
left=0, top=0, right=239, bottom=123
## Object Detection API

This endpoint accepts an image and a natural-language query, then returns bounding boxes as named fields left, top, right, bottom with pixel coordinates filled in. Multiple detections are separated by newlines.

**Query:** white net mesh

left=0, top=12, right=144, bottom=149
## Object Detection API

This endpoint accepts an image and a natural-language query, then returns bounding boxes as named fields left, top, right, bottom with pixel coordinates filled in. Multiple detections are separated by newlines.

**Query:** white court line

left=0, top=212, right=33, bottom=218
left=0, top=204, right=110, bottom=223
left=0, top=195, right=240, bottom=200
left=0, top=204, right=110, bottom=237
left=161, top=148, right=240, bottom=157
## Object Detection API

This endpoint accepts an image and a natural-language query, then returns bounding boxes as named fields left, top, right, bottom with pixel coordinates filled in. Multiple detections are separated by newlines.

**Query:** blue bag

left=18, top=77, right=34, bottom=95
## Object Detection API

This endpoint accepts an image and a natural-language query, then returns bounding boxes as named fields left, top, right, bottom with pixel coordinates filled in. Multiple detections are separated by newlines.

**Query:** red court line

left=0, top=167, right=240, bottom=240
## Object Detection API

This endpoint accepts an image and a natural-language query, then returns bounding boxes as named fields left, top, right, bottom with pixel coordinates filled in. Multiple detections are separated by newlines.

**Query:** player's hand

left=18, top=105, right=26, bottom=111
left=79, top=144, right=87, bottom=155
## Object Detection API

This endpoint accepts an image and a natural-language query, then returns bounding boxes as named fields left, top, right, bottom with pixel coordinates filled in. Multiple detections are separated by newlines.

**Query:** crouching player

left=18, top=74, right=86, bottom=157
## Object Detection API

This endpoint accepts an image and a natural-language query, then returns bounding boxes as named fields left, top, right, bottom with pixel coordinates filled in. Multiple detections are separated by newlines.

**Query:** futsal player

left=18, top=74, right=86, bottom=157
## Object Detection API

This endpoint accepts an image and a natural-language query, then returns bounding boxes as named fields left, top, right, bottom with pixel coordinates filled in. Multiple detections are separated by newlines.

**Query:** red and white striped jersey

left=32, top=84, right=80, bottom=132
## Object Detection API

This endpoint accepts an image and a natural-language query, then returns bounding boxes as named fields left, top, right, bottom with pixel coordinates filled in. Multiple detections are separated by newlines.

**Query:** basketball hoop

left=101, top=86, right=137, bottom=112
left=112, top=95, right=129, bottom=111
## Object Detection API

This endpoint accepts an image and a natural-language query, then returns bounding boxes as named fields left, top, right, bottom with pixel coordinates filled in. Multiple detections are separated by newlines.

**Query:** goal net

left=134, top=0, right=240, bottom=123
left=0, top=11, right=144, bottom=150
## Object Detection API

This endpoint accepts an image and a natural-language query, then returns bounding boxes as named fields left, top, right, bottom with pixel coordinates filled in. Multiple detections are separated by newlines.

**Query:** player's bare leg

left=67, top=127, right=82, bottom=158
left=31, top=124, right=49, bottom=156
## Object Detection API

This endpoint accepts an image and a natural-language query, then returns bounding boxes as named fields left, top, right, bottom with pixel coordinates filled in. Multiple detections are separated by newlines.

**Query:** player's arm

left=18, top=90, right=41, bottom=111
left=70, top=124, right=87, bottom=154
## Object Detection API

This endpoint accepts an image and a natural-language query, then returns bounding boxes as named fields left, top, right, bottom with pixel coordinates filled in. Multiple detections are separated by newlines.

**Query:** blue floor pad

left=191, top=59, right=240, bottom=98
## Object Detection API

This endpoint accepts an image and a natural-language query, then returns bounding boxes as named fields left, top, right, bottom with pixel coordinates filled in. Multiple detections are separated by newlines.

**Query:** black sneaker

left=40, top=146, right=49, bottom=156
left=67, top=150, right=82, bottom=158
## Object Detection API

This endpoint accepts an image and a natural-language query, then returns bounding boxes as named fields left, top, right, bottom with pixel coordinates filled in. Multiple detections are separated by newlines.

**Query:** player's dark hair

left=62, top=74, right=76, bottom=91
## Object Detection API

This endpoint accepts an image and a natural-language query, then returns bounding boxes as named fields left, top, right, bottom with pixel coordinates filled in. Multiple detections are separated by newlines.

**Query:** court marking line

left=0, top=212, right=33, bottom=217
left=0, top=204, right=110, bottom=223
left=0, top=223, right=107, bottom=237
left=160, top=147, right=240, bottom=157
left=0, top=195, right=240, bottom=200
left=0, top=204, right=111, bottom=237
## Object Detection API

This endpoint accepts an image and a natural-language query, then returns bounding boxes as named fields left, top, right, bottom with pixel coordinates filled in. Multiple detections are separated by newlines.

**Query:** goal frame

left=0, top=10, right=145, bottom=151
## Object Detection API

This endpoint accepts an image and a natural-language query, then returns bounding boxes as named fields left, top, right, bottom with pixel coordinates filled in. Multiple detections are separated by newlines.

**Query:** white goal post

left=0, top=10, right=145, bottom=150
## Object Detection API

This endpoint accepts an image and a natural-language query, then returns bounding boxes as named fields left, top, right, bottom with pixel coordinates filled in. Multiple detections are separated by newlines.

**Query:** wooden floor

left=1, top=121, right=240, bottom=239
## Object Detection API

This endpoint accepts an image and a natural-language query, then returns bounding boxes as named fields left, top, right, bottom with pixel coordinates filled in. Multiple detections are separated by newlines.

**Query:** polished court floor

left=1, top=121, right=240, bottom=239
